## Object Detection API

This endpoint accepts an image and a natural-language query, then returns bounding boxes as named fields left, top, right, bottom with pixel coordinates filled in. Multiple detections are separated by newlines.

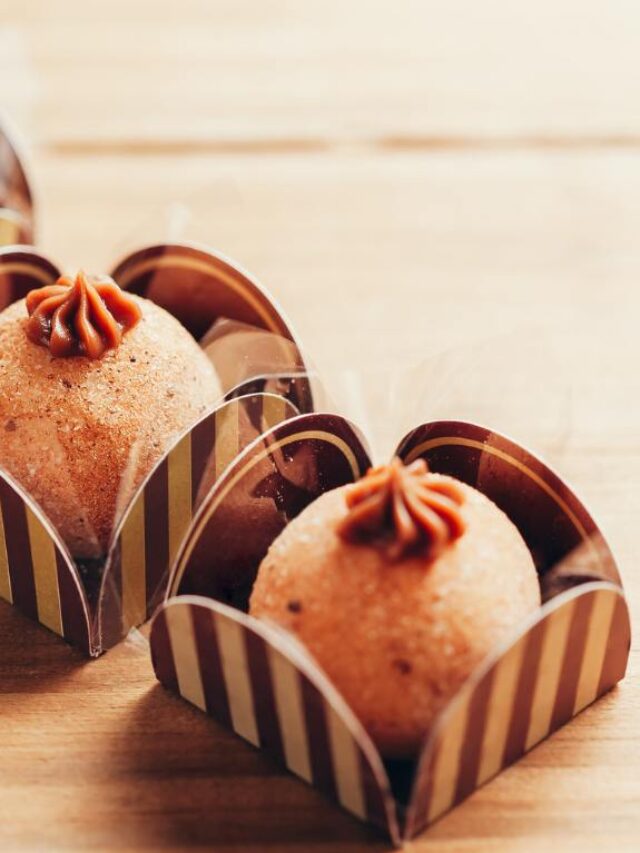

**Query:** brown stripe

left=408, top=747, right=438, bottom=837
left=191, top=412, right=217, bottom=502
left=503, top=620, right=546, bottom=767
left=455, top=668, right=495, bottom=804
left=0, top=494, right=11, bottom=603
left=144, top=457, right=170, bottom=616
left=125, top=269, right=153, bottom=297
left=112, top=248, right=291, bottom=339
left=191, top=606, right=232, bottom=727
left=0, top=479, right=37, bottom=620
left=55, top=551, right=91, bottom=655
left=244, top=631, right=285, bottom=762
left=150, top=609, right=179, bottom=692
left=550, top=592, right=596, bottom=730
left=358, top=751, right=390, bottom=833
left=426, top=439, right=484, bottom=490
left=0, top=257, right=59, bottom=301
left=98, top=542, right=124, bottom=652
left=597, top=595, right=631, bottom=695
left=300, top=677, right=338, bottom=800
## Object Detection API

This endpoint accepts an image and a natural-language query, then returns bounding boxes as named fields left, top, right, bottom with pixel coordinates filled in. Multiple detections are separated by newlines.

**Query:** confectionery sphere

left=0, top=288, right=221, bottom=558
left=250, top=468, right=540, bottom=759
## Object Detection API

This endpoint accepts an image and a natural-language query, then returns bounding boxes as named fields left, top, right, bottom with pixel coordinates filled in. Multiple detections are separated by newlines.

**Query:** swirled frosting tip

left=25, top=270, right=142, bottom=359
left=337, top=457, right=466, bottom=561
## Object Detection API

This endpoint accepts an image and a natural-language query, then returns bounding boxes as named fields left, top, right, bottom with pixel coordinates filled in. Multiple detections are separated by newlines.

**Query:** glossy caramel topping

left=337, top=457, right=466, bottom=560
left=25, top=271, right=142, bottom=359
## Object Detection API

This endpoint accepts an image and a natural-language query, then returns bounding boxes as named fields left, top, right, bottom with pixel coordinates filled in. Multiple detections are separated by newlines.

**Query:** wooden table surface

left=1, top=2, right=639, bottom=850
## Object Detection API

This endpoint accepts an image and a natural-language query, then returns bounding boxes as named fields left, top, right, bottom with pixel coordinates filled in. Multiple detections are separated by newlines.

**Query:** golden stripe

left=426, top=698, right=470, bottom=822
left=167, top=436, right=193, bottom=568
left=573, top=591, right=617, bottom=715
left=25, top=508, right=63, bottom=636
left=214, top=612, right=259, bottom=746
left=404, top=437, right=594, bottom=555
left=268, top=647, right=313, bottom=782
left=262, top=395, right=288, bottom=430
left=525, top=600, right=576, bottom=750
left=214, top=402, right=240, bottom=480
left=0, top=498, right=11, bottom=603
left=171, top=429, right=362, bottom=595
left=0, top=212, right=20, bottom=245
left=326, top=704, right=367, bottom=819
left=0, top=261, right=55, bottom=286
left=165, top=604, right=206, bottom=711
left=476, top=638, right=526, bottom=785
left=116, top=254, right=282, bottom=334
left=120, top=492, right=147, bottom=630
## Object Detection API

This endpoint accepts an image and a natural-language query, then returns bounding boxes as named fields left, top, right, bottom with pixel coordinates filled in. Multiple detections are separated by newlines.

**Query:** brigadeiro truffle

left=0, top=270, right=221, bottom=559
left=250, top=457, right=541, bottom=759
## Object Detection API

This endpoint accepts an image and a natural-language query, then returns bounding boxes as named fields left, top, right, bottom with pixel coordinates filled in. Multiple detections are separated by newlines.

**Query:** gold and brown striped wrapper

left=0, top=391, right=297, bottom=656
left=405, top=582, right=629, bottom=837
left=151, top=596, right=401, bottom=844
left=0, top=243, right=309, bottom=655
left=111, top=243, right=313, bottom=414
left=150, top=419, right=630, bottom=843
left=98, top=393, right=299, bottom=650
left=167, top=412, right=372, bottom=604
left=0, top=469, right=92, bottom=654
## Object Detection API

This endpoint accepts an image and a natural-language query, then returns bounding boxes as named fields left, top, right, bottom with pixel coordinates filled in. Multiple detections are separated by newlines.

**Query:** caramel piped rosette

left=337, top=457, right=466, bottom=560
left=0, top=270, right=222, bottom=559
left=250, top=457, right=540, bottom=758
left=26, top=271, right=142, bottom=359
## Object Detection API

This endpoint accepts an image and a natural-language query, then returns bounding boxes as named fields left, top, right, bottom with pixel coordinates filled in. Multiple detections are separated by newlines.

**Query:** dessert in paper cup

left=149, top=411, right=630, bottom=843
left=0, top=121, right=35, bottom=245
left=0, top=242, right=311, bottom=655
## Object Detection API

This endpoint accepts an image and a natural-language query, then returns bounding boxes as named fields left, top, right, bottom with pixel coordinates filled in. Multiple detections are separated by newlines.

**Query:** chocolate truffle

left=250, top=458, right=540, bottom=759
left=0, top=271, right=222, bottom=558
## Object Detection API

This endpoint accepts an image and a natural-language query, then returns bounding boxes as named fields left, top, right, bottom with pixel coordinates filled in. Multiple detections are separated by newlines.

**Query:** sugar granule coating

left=249, top=477, right=540, bottom=759
left=0, top=296, right=222, bottom=558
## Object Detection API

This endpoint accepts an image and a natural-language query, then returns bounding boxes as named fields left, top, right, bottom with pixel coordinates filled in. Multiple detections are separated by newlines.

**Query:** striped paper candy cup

left=167, top=412, right=372, bottom=605
left=150, top=419, right=630, bottom=843
left=0, top=121, right=35, bottom=245
left=0, top=244, right=309, bottom=655
left=152, top=594, right=402, bottom=844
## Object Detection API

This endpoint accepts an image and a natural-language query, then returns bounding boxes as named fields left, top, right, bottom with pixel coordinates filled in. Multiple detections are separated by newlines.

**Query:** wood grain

left=1, top=2, right=639, bottom=850
left=3, top=1, right=640, bottom=147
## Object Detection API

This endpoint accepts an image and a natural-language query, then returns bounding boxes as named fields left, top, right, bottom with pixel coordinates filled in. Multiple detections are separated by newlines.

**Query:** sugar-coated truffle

left=0, top=273, right=222, bottom=558
left=250, top=459, right=540, bottom=759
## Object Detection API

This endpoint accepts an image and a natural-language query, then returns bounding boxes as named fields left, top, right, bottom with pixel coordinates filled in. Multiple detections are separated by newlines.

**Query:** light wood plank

left=2, top=1, right=640, bottom=145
